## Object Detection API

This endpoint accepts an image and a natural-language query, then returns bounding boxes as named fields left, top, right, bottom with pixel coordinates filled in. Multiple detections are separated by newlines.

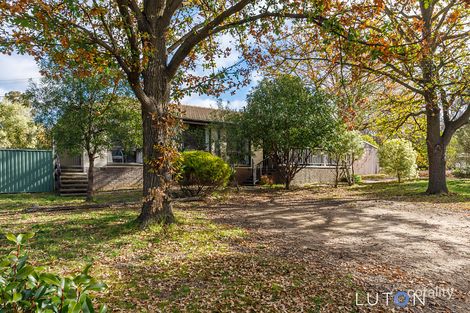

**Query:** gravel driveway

left=204, top=187, right=470, bottom=312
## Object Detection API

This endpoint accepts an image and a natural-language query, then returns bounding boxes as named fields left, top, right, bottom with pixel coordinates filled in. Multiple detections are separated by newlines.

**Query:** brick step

left=61, top=172, right=87, bottom=176
left=59, top=167, right=88, bottom=196
left=60, top=184, right=88, bottom=190
left=60, top=192, right=86, bottom=197
left=61, top=178, right=87, bottom=182
left=61, top=173, right=87, bottom=177
left=60, top=180, right=88, bottom=185
left=60, top=168, right=84, bottom=173
left=60, top=188, right=88, bottom=194
left=60, top=179, right=88, bottom=184
left=60, top=165, right=83, bottom=170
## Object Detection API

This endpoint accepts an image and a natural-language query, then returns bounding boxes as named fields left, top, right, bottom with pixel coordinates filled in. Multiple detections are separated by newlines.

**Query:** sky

left=0, top=51, right=259, bottom=110
left=0, top=53, right=42, bottom=98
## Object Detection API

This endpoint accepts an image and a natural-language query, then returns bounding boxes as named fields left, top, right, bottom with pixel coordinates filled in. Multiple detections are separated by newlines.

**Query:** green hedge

left=176, top=151, right=233, bottom=196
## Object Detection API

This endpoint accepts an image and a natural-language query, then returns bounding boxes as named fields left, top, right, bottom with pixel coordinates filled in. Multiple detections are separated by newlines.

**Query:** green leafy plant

left=176, top=151, right=233, bottom=197
left=353, top=175, right=362, bottom=184
left=0, top=97, right=47, bottom=149
left=452, top=167, right=470, bottom=179
left=0, top=233, right=107, bottom=313
left=326, top=129, right=365, bottom=187
left=226, top=75, right=339, bottom=189
left=29, top=72, right=142, bottom=202
left=379, top=139, right=418, bottom=183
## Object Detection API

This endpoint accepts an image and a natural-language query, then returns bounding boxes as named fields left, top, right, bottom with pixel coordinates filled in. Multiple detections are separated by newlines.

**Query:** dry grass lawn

left=0, top=180, right=468, bottom=312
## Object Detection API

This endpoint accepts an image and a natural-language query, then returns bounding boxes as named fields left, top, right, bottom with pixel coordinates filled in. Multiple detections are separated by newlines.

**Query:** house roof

left=363, top=140, right=379, bottom=150
left=181, top=105, right=218, bottom=123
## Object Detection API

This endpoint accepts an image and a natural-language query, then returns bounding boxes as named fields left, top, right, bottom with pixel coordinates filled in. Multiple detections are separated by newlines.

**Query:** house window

left=290, top=149, right=333, bottom=166
left=181, top=124, right=208, bottom=151
left=111, top=148, right=138, bottom=163
left=227, top=137, right=251, bottom=166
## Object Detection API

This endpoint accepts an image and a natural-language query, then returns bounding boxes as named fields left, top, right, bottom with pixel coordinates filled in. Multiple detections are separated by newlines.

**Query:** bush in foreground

left=0, top=233, right=107, bottom=312
left=176, top=151, right=233, bottom=196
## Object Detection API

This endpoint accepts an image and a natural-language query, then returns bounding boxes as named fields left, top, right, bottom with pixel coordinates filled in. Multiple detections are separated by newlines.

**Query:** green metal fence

left=0, top=149, right=54, bottom=193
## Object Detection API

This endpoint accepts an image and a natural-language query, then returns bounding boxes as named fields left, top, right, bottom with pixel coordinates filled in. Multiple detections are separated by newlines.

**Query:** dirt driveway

left=201, top=187, right=470, bottom=312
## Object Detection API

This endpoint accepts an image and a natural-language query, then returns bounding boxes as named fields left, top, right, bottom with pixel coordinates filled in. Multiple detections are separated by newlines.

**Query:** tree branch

left=167, top=0, right=255, bottom=77
left=444, top=102, right=470, bottom=144
left=283, top=56, right=425, bottom=95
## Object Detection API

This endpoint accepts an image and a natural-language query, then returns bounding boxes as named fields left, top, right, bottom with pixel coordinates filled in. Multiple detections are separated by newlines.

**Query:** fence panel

left=0, top=149, right=54, bottom=193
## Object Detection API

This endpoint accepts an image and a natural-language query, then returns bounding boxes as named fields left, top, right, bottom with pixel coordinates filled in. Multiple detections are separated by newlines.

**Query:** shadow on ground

left=199, top=188, right=470, bottom=299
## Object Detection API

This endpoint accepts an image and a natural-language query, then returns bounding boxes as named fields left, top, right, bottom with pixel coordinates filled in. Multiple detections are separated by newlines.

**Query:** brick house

left=58, top=105, right=379, bottom=193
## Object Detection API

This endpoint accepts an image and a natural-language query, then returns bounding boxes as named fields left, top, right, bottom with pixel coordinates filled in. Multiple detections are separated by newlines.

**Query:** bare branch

left=167, top=0, right=254, bottom=77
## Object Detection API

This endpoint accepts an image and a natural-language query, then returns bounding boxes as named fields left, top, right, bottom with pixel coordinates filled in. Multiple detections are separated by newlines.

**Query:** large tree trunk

left=137, top=111, right=175, bottom=226
left=86, top=154, right=94, bottom=202
left=283, top=156, right=294, bottom=190
left=425, top=107, right=449, bottom=194
left=136, top=62, right=176, bottom=226
left=419, top=4, right=449, bottom=195
left=427, top=145, right=447, bottom=194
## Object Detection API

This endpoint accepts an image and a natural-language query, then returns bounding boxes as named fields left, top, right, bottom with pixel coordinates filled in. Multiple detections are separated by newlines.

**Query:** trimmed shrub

left=176, top=151, right=233, bottom=196
left=0, top=233, right=107, bottom=312
left=453, top=167, right=470, bottom=178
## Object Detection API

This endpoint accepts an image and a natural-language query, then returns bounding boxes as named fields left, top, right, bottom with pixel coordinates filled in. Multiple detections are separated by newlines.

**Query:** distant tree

left=379, top=139, right=418, bottom=183
left=232, top=75, right=338, bottom=189
left=326, top=129, right=365, bottom=187
left=4, top=91, right=26, bottom=103
left=0, top=131, right=8, bottom=148
left=0, top=98, right=47, bottom=149
left=269, top=0, right=469, bottom=194
left=453, top=124, right=470, bottom=168
left=29, top=74, right=141, bottom=201
left=446, top=137, right=459, bottom=169
left=455, top=125, right=470, bottom=156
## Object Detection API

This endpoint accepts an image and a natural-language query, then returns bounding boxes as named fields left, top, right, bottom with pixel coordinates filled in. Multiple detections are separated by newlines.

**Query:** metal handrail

left=252, top=157, right=277, bottom=185
left=54, top=154, right=62, bottom=193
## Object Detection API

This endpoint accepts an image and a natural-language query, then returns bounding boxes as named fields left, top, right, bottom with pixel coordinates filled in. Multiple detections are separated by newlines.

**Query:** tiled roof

left=180, top=105, right=219, bottom=122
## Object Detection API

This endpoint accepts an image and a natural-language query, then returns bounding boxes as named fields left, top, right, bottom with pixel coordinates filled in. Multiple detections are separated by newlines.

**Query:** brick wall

left=290, top=166, right=337, bottom=185
left=94, top=165, right=143, bottom=191
left=94, top=164, right=254, bottom=191
left=234, top=167, right=251, bottom=184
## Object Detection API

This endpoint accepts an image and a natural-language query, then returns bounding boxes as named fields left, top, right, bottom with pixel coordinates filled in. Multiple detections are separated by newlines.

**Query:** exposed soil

left=196, top=187, right=470, bottom=312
